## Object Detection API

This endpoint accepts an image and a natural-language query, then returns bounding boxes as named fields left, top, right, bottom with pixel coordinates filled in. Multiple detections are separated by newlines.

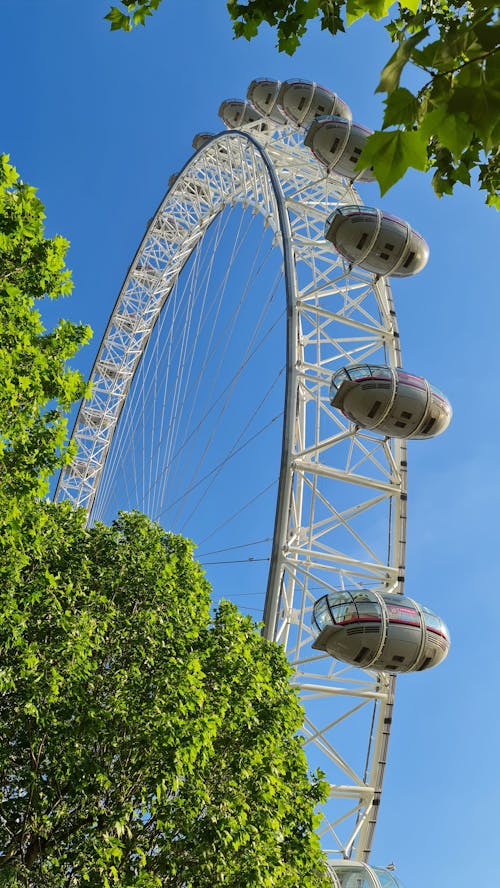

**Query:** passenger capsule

left=277, top=79, right=351, bottom=127
left=304, top=116, right=375, bottom=182
left=328, top=861, right=407, bottom=888
left=325, top=205, right=429, bottom=277
left=192, top=133, right=214, bottom=150
left=330, top=364, right=452, bottom=439
left=218, top=99, right=267, bottom=130
left=247, top=78, right=288, bottom=124
left=312, top=590, right=450, bottom=673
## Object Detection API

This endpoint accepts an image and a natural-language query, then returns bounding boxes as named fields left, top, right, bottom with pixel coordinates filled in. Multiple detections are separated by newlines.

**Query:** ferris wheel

left=56, top=78, right=452, bottom=888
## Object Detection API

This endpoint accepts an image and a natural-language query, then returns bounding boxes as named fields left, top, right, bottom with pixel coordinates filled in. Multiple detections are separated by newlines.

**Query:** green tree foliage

left=0, top=155, right=91, bottom=497
left=0, top=507, right=329, bottom=887
left=105, top=1, right=500, bottom=206
left=0, top=155, right=91, bottom=585
left=0, top=160, right=328, bottom=886
left=229, top=0, right=500, bottom=206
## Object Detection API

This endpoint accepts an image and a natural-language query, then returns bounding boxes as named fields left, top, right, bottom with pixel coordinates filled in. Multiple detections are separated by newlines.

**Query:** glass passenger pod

left=277, top=78, right=351, bottom=127
left=311, top=590, right=450, bottom=673
left=218, top=99, right=269, bottom=131
left=329, top=364, right=452, bottom=439
left=192, top=132, right=214, bottom=151
left=247, top=77, right=288, bottom=124
left=328, top=861, right=407, bottom=888
left=304, top=116, right=376, bottom=182
left=324, top=205, right=430, bottom=277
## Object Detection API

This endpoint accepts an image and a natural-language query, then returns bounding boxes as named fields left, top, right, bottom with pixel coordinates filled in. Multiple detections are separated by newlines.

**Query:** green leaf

left=382, top=87, right=420, bottom=128
left=346, top=0, right=395, bottom=24
left=376, top=29, right=429, bottom=93
left=435, top=112, right=473, bottom=158
left=421, top=107, right=473, bottom=157
left=104, top=7, right=132, bottom=30
left=449, top=81, right=500, bottom=143
left=359, top=129, right=428, bottom=194
left=399, top=0, right=419, bottom=13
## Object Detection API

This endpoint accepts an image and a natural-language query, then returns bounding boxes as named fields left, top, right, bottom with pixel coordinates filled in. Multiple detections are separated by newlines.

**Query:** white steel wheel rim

left=57, top=123, right=407, bottom=863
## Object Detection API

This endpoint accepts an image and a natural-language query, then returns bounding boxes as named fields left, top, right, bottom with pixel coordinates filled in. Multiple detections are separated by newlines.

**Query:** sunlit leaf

left=376, top=29, right=429, bottom=93
left=382, top=87, right=420, bottom=128
left=359, top=129, right=428, bottom=193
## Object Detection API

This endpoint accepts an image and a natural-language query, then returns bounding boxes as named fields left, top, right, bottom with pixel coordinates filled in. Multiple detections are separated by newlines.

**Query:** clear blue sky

left=2, top=2, right=499, bottom=885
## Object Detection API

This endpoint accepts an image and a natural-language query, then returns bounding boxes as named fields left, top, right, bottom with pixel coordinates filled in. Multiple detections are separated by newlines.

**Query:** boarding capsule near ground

left=304, top=116, right=375, bottom=182
left=277, top=78, right=351, bottom=127
left=312, top=589, right=450, bottom=673
left=325, top=205, right=429, bottom=277
left=330, top=364, right=452, bottom=439
left=329, top=860, right=408, bottom=888
left=218, top=99, right=267, bottom=130
left=247, top=77, right=288, bottom=124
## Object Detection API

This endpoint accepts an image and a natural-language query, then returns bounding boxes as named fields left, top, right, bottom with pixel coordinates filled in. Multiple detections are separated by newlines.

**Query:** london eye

left=56, top=78, right=452, bottom=888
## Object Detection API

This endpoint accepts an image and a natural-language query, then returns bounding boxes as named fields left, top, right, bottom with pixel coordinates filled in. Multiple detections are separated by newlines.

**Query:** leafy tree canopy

left=105, top=1, right=500, bottom=207
left=0, top=507, right=329, bottom=887
left=0, top=155, right=91, bottom=584
left=0, top=160, right=328, bottom=887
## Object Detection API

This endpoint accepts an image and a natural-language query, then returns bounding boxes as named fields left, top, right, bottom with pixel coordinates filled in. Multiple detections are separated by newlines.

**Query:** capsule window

left=423, top=612, right=442, bottom=632
left=327, top=591, right=354, bottom=606
left=373, top=366, right=392, bottom=379
left=349, top=155, right=359, bottom=163
left=395, top=421, right=406, bottom=428
left=332, top=368, right=350, bottom=387
left=313, top=598, right=333, bottom=630
left=380, top=252, right=390, bottom=260
left=403, top=250, right=416, bottom=268
left=298, top=96, right=306, bottom=110
left=330, top=137, right=340, bottom=154
left=356, top=232, right=369, bottom=250
left=317, top=104, right=326, bottom=112
left=331, top=604, right=357, bottom=624
left=401, top=411, right=412, bottom=419
left=384, top=243, right=395, bottom=251
left=420, top=417, right=436, bottom=435
left=351, top=591, right=378, bottom=603
left=355, top=601, right=381, bottom=620
left=265, top=92, right=272, bottom=104
left=354, top=646, right=370, bottom=663
left=348, top=366, right=370, bottom=380
left=367, top=400, right=382, bottom=418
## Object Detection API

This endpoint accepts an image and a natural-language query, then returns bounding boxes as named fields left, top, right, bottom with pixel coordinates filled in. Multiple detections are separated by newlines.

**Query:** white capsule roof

left=312, top=589, right=450, bottom=673
left=329, top=861, right=407, bottom=888
left=247, top=78, right=287, bottom=124
left=325, top=205, right=429, bottom=277
left=305, top=115, right=376, bottom=182
left=330, top=364, right=452, bottom=439
left=218, top=99, right=267, bottom=130
left=277, top=78, right=351, bottom=127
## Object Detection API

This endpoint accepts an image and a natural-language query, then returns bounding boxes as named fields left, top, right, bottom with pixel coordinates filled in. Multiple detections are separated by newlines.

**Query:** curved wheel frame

left=56, top=122, right=407, bottom=862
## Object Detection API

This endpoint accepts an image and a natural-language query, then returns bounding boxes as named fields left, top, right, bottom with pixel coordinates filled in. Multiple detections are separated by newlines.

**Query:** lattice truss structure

left=56, top=122, right=408, bottom=863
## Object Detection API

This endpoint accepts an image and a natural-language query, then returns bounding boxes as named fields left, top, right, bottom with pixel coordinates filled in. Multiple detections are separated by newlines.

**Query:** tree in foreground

left=0, top=507, right=329, bottom=887
left=0, top=154, right=91, bottom=586
left=105, top=0, right=500, bottom=207
left=0, top=158, right=329, bottom=886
